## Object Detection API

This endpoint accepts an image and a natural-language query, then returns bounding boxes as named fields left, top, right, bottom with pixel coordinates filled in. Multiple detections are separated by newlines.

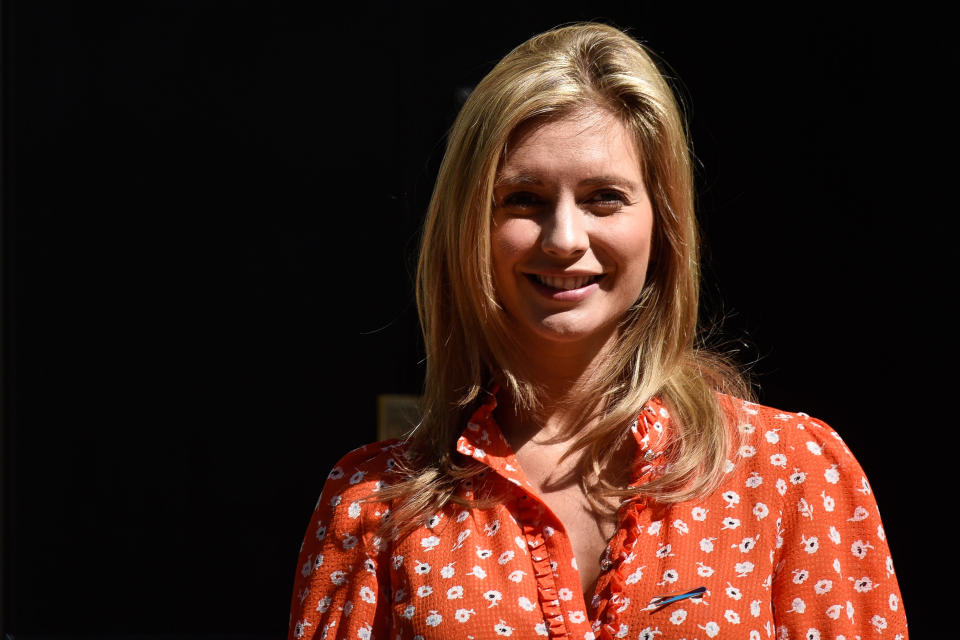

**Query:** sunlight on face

left=491, top=107, right=654, bottom=352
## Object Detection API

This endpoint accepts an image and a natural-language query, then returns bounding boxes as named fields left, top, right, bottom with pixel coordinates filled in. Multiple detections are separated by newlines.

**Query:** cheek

left=608, top=216, right=654, bottom=276
left=491, top=219, right=539, bottom=275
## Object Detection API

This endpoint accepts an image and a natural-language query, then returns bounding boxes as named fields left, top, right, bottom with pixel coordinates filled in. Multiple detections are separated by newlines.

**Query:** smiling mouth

left=527, top=273, right=603, bottom=291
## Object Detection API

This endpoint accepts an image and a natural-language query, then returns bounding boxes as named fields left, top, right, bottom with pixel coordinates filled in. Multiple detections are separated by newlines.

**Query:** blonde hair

left=380, top=22, right=751, bottom=537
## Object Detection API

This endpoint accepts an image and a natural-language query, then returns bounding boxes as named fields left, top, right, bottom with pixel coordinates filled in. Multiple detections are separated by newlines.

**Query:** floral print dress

left=288, top=394, right=907, bottom=639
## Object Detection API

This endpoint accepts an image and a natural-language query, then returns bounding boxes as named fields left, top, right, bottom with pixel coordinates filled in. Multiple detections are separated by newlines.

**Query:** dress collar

left=455, top=389, right=671, bottom=491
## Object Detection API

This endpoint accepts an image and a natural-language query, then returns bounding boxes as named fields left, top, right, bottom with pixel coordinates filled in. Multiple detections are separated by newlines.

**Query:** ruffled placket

left=457, top=391, right=576, bottom=638
left=591, top=398, right=669, bottom=640
left=515, top=493, right=569, bottom=637
left=456, top=391, right=670, bottom=640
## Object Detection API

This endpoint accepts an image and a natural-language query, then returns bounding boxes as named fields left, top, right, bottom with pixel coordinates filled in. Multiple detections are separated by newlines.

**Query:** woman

left=288, top=23, right=907, bottom=639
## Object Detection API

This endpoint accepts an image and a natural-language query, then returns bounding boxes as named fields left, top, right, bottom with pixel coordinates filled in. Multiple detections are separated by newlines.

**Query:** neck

left=494, top=326, right=619, bottom=451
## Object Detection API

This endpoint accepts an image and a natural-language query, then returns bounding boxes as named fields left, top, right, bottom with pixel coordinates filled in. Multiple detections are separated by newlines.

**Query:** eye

left=585, top=189, right=630, bottom=211
left=498, top=191, right=545, bottom=210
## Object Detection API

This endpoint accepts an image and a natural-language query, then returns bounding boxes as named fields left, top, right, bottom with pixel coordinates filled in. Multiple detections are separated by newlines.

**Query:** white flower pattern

left=288, top=396, right=906, bottom=639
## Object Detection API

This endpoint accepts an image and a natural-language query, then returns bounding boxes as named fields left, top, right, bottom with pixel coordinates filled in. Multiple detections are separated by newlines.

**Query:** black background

left=3, top=2, right=951, bottom=637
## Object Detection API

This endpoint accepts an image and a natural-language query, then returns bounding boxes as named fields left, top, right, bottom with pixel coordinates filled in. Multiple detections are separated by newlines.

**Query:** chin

left=531, top=318, right=618, bottom=347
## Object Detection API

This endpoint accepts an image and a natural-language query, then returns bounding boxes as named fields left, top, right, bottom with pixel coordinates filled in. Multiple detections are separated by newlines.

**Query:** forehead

left=498, top=107, right=643, bottom=180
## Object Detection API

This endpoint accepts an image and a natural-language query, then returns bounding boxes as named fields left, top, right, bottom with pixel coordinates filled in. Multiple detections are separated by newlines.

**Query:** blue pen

left=647, top=586, right=708, bottom=613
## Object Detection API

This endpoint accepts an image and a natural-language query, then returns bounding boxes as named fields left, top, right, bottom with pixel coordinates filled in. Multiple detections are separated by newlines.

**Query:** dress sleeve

left=287, top=445, right=393, bottom=640
left=771, top=415, right=907, bottom=638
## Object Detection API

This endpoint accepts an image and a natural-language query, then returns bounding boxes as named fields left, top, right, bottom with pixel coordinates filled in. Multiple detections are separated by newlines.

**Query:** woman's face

left=490, top=107, right=654, bottom=351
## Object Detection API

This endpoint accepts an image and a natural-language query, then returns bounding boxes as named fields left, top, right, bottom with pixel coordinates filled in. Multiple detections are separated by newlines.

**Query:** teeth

left=534, top=274, right=597, bottom=290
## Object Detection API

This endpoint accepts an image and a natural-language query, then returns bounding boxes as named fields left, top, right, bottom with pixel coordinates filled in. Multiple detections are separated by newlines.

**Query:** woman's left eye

left=586, top=190, right=629, bottom=209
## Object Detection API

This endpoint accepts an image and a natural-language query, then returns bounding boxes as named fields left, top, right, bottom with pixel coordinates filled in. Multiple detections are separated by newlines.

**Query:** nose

left=540, top=196, right=588, bottom=258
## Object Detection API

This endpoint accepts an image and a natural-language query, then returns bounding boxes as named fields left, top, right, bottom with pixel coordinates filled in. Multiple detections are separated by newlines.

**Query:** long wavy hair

left=380, top=22, right=751, bottom=538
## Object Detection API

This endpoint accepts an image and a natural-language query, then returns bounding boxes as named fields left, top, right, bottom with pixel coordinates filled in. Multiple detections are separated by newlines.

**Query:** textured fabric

left=288, top=395, right=907, bottom=639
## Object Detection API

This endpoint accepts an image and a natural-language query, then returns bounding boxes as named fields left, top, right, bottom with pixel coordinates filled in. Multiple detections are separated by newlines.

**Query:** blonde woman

left=288, top=23, right=906, bottom=640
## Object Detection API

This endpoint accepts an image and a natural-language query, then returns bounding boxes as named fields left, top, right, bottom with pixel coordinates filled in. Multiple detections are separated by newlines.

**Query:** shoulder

left=717, top=402, right=908, bottom=634
left=317, top=439, right=409, bottom=503
left=721, top=394, right=859, bottom=469
left=718, top=397, right=889, bottom=545
left=719, top=395, right=877, bottom=509
left=310, top=439, right=411, bottom=537
left=289, top=441, right=407, bottom=639
left=300, top=439, right=411, bottom=565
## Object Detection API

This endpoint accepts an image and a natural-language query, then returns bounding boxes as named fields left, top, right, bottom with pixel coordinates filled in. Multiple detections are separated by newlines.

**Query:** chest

left=513, top=444, right=624, bottom=599
left=386, top=496, right=779, bottom=640
left=534, top=483, right=616, bottom=600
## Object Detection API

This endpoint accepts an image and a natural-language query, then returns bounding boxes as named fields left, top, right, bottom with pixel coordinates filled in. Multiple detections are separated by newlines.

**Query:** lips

left=527, top=273, right=603, bottom=291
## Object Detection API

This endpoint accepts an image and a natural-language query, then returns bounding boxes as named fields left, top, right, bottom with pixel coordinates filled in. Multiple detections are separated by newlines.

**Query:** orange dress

left=287, top=394, right=907, bottom=639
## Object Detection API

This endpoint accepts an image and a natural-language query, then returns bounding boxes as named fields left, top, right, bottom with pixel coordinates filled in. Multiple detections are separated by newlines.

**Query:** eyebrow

left=493, top=175, right=543, bottom=188
left=493, top=174, right=641, bottom=192
left=580, top=175, right=641, bottom=192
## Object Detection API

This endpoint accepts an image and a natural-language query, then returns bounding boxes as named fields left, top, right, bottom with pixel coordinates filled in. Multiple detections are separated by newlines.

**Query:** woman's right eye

left=501, top=192, right=544, bottom=209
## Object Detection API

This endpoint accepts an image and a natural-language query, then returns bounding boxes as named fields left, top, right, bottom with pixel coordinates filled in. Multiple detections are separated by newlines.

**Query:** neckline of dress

left=460, top=387, right=671, bottom=488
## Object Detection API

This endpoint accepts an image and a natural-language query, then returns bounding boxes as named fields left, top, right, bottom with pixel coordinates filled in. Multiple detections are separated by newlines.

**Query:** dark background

left=2, top=2, right=951, bottom=637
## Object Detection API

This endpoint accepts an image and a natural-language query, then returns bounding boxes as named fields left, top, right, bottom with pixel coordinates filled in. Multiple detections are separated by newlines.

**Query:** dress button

left=644, top=450, right=657, bottom=461
left=600, top=558, right=613, bottom=571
